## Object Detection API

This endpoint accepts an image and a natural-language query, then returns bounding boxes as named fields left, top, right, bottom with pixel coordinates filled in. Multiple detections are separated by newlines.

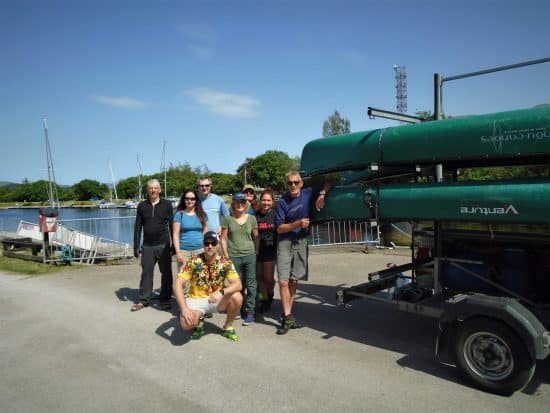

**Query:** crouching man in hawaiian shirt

left=173, top=231, right=243, bottom=341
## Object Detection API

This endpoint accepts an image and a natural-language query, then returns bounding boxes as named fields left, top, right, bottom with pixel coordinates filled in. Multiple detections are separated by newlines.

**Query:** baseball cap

left=232, top=192, right=247, bottom=202
left=242, top=184, right=255, bottom=192
left=203, top=231, right=219, bottom=245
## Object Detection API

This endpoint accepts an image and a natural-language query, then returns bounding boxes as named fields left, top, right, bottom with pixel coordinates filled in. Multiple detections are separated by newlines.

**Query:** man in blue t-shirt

left=197, top=176, right=230, bottom=235
left=275, top=171, right=330, bottom=335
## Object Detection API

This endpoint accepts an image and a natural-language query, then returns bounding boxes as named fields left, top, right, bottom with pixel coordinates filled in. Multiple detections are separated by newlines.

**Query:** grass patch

left=0, top=255, right=78, bottom=276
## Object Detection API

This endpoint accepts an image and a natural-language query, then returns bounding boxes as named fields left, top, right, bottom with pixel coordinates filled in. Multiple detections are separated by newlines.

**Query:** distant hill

left=0, top=181, right=17, bottom=186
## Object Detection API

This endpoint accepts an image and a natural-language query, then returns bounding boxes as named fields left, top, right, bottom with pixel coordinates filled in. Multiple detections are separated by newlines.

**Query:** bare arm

left=220, top=227, right=229, bottom=258
left=277, top=219, right=309, bottom=234
left=173, top=221, right=184, bottom=263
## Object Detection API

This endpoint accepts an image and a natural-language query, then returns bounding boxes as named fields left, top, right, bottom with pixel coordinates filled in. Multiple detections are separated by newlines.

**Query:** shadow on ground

left=293, top=282, right=550, bottom=396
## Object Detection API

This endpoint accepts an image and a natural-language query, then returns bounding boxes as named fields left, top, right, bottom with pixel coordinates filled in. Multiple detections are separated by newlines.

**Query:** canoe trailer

left=301, top=58, right=550, bottom=395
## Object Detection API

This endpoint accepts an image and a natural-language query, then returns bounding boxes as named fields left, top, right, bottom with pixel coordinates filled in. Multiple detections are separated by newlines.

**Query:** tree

left=245, top=150, right=297, bottom=191
left=322, top=110, right=350, bottom=137
left=210, top=173, right=240, bottom=194
left=72, top=179, right=108, bottom=201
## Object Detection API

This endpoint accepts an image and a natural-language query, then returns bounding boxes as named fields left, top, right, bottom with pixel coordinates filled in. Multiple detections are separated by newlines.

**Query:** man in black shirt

left=131, top=179, right=174, bottom=311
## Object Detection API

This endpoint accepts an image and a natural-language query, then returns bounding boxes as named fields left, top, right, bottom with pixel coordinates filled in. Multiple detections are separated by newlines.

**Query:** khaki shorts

left=276, top=237, right=309, bottom=281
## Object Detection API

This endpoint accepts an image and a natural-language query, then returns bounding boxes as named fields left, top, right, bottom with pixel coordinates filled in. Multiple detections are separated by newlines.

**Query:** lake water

left=0, top=208, right=137, bottom=245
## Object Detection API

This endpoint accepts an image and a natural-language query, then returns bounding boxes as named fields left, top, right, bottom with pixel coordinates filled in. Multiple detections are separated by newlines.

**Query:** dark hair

left=176, top=189, right=208, bottom=225
left=260, top=187, right=275, bottom=200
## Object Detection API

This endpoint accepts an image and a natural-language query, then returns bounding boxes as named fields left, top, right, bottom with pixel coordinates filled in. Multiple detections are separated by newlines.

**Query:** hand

left=133, top=249, right=140, bottom=259
left=298, top=218, right=310, bottom=229
left=176, top=251, right=184, bottom=263
left=315, top=195, right=326, bottom=211
left=180, top=309, right=198, bottom=326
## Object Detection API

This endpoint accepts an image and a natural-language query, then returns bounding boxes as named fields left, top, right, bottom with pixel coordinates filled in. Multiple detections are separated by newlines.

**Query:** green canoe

left=301, top=106, right=550, bottom=178
left=311, top=180, right=550, bottom=224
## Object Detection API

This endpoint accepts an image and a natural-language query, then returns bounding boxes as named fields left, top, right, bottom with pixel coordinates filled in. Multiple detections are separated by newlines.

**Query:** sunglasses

left=199, top=184, right=211, bottom=188
left=184, top=197, right=196, bottom=201
left=204, top=241, right=217, bottom=247
left=287, top=180, right=301, bottom=186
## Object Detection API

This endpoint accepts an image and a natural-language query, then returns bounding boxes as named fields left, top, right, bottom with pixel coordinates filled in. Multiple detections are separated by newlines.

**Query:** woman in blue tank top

left=173, top=189, right=208, bottom=273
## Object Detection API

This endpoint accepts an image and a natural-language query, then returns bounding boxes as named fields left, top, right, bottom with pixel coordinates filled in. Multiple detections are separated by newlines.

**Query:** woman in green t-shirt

left=221, top=192, right=259, bottom=326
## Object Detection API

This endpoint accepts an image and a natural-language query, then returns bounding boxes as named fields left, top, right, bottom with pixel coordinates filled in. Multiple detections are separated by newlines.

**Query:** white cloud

left=177, top=23, right=216, bottom=60
left=188, top=44, right=213, bottom=60
left=91, top=95, right=147, bottom=109
left=184, top=87, right=260, bottom=118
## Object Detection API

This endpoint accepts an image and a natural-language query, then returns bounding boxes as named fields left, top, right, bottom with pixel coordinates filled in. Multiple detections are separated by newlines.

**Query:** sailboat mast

left=43, top=118, right=58, bottom=207
left=161, top=140, right=167, bottom=194
left=109, top=159, right=118, bottom=200
left=137, top=155, right=143, bottom=200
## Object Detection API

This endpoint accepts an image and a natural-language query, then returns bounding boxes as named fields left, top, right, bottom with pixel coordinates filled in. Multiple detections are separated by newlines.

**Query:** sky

left=1, top=0, right=549, bottom=187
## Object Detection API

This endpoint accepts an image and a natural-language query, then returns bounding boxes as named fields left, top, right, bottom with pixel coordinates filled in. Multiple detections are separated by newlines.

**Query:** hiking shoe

left=276, top=314, right=302, bottom=335
left=191, top=321, right=204, bottom=339
left=242, top=313, right=255, bottom=326
left=222, top=327, right=238, bottom=341
left=288, top=314, right=303, bottom=329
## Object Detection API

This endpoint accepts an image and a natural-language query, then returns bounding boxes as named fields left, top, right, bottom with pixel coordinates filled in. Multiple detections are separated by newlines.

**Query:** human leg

left=277, top=239, right=292, bottom=316
left=219, top=291, right=243, bottom=330
left=137, top=245, right=155, bottom=305
left=157, top=244, right=173, bottom=304
left=242, top=253, right=257, bottom=317
left=263, top=260, right=276, bottom=310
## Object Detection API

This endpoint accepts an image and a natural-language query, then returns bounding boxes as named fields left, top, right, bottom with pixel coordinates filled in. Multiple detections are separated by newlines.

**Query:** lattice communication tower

left=393, top=65, right=408, bottom=114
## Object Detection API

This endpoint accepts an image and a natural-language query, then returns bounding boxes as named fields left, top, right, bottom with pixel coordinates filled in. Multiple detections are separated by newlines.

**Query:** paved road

left=1, top=249, right=548, bottom=412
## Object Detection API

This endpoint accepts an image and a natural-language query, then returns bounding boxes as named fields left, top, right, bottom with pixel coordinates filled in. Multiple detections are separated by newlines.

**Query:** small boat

left=120, top=200, right=138, bottom=209
left=98, top=200, right=117, bottom=209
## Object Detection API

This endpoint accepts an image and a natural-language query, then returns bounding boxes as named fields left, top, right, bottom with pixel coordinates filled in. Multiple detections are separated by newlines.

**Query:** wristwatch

left=220, top=289, right=225, bottom=296
left=318, top=190, right=326, bottom=197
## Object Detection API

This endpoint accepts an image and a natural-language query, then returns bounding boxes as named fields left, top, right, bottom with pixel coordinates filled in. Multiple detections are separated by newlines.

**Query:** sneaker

left=276, top=314, right=303, bottom=335
left=288, top=314, right=303, bottom=329
left=222, top=327, right=238, bottom=341
left=242, top=313, right=255, bottom=326
left=191, top=321, right=204, bottom=339
left=159, top=301, right=171, bottom=311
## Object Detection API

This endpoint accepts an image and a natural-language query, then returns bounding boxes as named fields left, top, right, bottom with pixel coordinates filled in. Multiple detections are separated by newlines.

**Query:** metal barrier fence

left=0, top=216, right=134, bottom=264
left=309, top=220, right=380, bottom=247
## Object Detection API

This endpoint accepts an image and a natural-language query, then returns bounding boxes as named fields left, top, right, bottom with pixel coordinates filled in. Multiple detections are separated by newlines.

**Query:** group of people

left=132, top=172, right=330, bottom=341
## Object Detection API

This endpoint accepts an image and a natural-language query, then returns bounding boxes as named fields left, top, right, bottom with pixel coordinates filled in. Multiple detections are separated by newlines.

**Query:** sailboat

left=99, top=160, right=118, bottom=209
left=160, top=140, right=179, bottom=208
left=120, top=155, right=142, bottom=209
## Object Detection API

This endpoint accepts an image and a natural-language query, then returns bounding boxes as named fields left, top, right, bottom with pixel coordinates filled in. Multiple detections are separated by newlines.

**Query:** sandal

left=222, top=327, right=238, bottom=341
left=130, top=302, right=148, bottom=312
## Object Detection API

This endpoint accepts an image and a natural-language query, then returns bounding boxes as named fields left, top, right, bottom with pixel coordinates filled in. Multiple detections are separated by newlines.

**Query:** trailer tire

left=453, top=317, right=535, bottom=395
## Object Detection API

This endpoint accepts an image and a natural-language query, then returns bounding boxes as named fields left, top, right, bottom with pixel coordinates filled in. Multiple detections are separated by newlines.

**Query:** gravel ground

left=1, top=248, right=548, bottom=412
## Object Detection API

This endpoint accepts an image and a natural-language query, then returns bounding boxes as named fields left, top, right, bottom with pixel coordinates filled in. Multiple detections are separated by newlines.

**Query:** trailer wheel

left=453, top=318, right=535, bottom=395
